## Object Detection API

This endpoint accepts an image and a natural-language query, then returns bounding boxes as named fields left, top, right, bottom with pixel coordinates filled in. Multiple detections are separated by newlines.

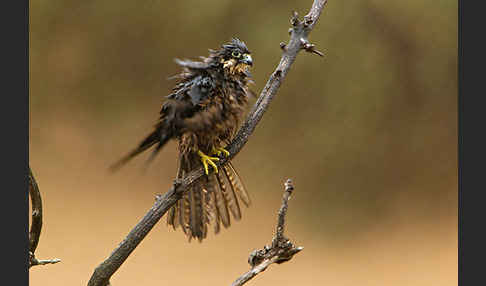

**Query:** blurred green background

left=29, top=0, right=457, bottom=285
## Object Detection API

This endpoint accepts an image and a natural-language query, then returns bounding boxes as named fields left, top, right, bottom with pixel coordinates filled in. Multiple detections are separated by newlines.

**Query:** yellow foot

left=197, top=150, right=220, bottom=175
left=211, top=146, right=230, bottom=158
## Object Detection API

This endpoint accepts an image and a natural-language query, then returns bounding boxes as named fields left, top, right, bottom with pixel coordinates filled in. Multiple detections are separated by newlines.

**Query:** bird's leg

left=211, top=146, right=230, bottom=158
left=197, top=150, right=220, bottom=175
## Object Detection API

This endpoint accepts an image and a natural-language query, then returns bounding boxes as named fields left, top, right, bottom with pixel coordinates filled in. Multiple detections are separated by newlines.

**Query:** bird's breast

left=179, top=90, right=247, bottom=154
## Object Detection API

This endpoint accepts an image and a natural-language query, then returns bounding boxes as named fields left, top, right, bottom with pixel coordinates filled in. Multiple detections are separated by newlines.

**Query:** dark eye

left=232, top=51, right=241, bottom=58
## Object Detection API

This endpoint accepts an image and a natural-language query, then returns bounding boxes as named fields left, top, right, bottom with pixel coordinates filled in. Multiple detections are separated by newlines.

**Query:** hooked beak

left=241, top=54, right=253, bottom=66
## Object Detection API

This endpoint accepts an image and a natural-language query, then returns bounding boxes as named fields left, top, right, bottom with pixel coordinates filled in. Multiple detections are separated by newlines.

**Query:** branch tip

left=29, top=251, right=61, bottom=268
left=299, top=38, right=324, bottom=57
left=291, top=11, right=299, bottom=26
left=284, top=179, right=294, bottom=192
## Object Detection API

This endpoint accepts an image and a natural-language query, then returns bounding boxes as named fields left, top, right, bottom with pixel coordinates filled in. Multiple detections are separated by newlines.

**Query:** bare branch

left=231, top=179, right=303, bottom=286
left=88, top=1, right=327, bottom=285
left=29, top=166, right=61, bottom=268
left=29, top=166, right=43, bottom=254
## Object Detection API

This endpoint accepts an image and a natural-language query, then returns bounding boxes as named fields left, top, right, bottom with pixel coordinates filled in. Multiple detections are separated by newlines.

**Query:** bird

left=110, top=38, right=254, bottom=242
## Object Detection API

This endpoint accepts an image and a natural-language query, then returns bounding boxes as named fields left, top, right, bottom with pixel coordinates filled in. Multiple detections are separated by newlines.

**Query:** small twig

left=88, top=1, right=327, bottom=285
left=29, top=166, right=61, bottom=268
left=275, top=179, right=294, bottom=241
left=300, top=38, right=325, bottom=57
left=29, top=251, right=61, bottom=267
left=231, top=179, right=303, bottom=286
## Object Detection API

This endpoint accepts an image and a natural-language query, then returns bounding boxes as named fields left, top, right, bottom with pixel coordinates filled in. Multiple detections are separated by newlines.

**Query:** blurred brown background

left=29, top=0, right=457, bottom=285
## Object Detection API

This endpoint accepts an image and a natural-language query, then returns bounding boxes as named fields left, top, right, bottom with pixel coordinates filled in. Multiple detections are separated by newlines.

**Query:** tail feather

left=225, top=162, right=251, bottom=207
left=180, top=191, right=191, bottom=235
left=212, top=173, right=231, bottom=228
left=219, top=169, right=242, bottom=220
left=167, top=201, right=178, bottom=230
left=168, top=154, right=183, bottom=230
left=205, top=177, right=221, bottom=234
left=201, top=183, right=218, bottom=234
left=175, top=158, right=191, bottom=235
left=201, top=187, right=211, bottom=233
left=189, top=184, right=205, bottom=241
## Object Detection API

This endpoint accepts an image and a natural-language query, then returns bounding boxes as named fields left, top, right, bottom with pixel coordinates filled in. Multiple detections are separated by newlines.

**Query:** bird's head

left=217, top=38, right=253, bottom=75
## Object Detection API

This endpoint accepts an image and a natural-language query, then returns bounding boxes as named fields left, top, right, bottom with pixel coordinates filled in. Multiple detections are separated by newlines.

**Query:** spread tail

left=167, top=155, right=250, bottom=242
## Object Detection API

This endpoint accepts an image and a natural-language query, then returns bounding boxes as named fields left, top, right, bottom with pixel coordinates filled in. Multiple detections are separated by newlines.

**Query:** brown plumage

left=111, top=38, right=254, bottom=242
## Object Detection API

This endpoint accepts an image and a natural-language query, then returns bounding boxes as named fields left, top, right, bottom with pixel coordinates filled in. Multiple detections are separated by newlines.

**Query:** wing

left=109, top=103, right=174, bottom=172
left=168, top=73, right=216, bottom=106
left=110, top=62, right=217, bottom=171
left=174, top=58, right=211, bottom=71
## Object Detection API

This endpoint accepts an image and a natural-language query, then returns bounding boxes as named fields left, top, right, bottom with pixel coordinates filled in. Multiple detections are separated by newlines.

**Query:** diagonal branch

left=231, top=179, right=302, bottom=286
left=29, top=166, right=61, bottom=268
left=88, top=1, right=327, bottom=285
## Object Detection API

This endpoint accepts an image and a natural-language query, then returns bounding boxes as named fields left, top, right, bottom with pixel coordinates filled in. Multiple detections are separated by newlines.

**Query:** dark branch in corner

left=231, top=179, right=302, bottom=286
left=29, top=166, right=61, bottom=268
left=29, top=167, right=42, bottom=254
left=88, top=1, right=327, bottom=285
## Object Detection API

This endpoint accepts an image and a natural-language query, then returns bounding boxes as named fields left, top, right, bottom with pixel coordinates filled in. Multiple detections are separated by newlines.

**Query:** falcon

left=111, top=38, right=254, bottom=242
